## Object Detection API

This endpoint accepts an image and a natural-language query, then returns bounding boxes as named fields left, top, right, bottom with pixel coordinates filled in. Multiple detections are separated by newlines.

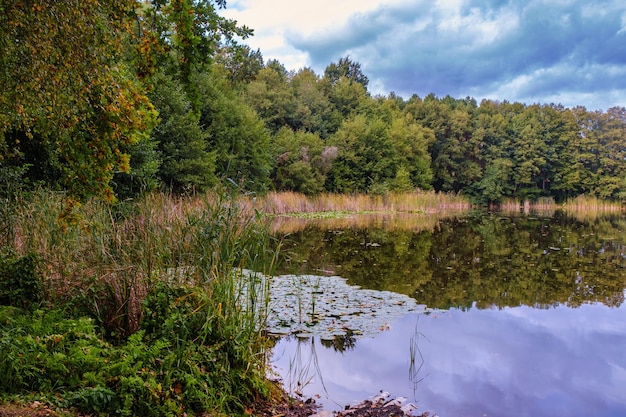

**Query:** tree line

left=1, top=1, right=625, bottom=204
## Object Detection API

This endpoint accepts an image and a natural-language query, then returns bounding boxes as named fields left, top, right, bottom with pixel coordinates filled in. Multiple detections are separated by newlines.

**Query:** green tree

left=133, top=0, right=253, bottom=102
left=408, top=95, right=480, bottom=193
left=595, top=107, right=626, bottom=200
left=289, top=68, right=339, bottom=138
left=214, top=45, right=264, bottom=86
left=510, top=106, right=547, bottom=199
left=388, top=114, right=434, bottom=190
left=244, top=63, right=294, bottom=134
left=0, top=0, right=156, bottom=201
left=324, top=56, right=369, bottom=89
left=149, top=73, right=216, bottom=192
left=391, top=165, right=414, bottom=193
left=272, top=128, right=329, bottom=195
left=473, top=100, right=515, bottom=202
left=197, top=71, right=271, bottom=192
left=326, top=76, right=370, bottom=119
left=326, top=115, right=396, bottom=193
left=475, top=158, right=514, bottom=204
left=556, top=107, right=602, bottom=198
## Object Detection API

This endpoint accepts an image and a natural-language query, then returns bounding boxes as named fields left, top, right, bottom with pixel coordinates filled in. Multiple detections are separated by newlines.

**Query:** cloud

left=222, top=0, right=626, bottom=110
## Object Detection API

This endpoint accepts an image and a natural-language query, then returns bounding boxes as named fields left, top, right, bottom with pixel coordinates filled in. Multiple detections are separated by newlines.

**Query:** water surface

left=270, top=212, right=626, bottom=417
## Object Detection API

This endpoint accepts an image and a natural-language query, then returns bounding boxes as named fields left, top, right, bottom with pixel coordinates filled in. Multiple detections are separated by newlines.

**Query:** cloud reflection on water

left=272, top=300, right=626, bottom=417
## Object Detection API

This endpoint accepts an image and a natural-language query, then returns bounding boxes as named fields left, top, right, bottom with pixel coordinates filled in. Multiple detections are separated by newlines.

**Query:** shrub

left=0, top=251, right=43, bottom=310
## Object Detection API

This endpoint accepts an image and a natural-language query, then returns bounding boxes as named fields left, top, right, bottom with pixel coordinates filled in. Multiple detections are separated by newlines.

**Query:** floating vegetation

left=259, top=274, right=429, bottom=340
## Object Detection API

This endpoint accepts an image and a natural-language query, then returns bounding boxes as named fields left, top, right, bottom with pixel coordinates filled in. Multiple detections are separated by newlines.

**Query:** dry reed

left=6, top=190, right=269, bottom=336
left=256, top=191, right=471, bottom=216
left=490, top=195, right=625, bottom=220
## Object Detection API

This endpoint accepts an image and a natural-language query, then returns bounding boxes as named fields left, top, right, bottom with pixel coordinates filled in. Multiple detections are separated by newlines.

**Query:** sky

left=220, top=0, right=626, bottom=111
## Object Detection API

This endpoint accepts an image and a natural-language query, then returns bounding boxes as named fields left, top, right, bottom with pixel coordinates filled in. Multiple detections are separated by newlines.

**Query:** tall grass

left=258, top=190, right=470, bottom=216
left=493, top=195, right=624, bottom=220
left=1, top=189, right=278, bottom=415
left=563, top=194, right=625, bottom=214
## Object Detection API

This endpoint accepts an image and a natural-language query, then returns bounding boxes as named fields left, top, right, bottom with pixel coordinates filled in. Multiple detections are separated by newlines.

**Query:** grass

left=0, top=188, right=279, bottom=416
left=256, top=190, right=471, bottom=216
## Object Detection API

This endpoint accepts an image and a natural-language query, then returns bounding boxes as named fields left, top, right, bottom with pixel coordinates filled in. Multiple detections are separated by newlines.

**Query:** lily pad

left=241, top=271, right=429, bottom=340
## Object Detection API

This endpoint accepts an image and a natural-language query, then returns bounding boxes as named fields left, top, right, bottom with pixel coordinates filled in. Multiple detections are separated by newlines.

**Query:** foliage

left=0, top=189, right=277, bottom=416
left=196, top=71, right=272, bottom=192
left=149, top=72, right=216, bottom=193
left=244, top=63, right=295, bottom=134
left=132, top=0, right=253, bottom=102
left=0, top=0, right=157, bottom=201
left=0, top=251, right=42, bottom=310
left=272, top=128, right=331, bottom=195
left=324, top=56, right=369, bottom=89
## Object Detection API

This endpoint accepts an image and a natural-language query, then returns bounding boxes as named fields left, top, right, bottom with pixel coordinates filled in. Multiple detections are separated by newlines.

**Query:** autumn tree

left=0, top=0, right=157, bottom=201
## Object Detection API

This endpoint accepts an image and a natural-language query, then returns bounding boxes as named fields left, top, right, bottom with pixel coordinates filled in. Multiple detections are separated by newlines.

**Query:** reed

left=257, top=190, right=471, bottom=216
left=492, top=195, right=624, bottom=219
left=2, top=188, right=278, bottom=415
left=562, top=195, right=625, bottom=213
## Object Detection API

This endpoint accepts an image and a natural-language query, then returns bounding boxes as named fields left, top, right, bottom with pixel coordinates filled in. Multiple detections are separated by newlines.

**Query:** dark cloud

left=288, top=0, right=626, bottom=109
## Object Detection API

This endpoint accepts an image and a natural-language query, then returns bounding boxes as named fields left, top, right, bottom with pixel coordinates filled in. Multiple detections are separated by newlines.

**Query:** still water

left=269, top=212, right=626, bottom=417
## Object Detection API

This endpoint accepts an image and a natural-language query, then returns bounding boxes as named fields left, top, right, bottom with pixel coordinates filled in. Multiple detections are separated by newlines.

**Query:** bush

left=0, top=251, right=43, bottom=310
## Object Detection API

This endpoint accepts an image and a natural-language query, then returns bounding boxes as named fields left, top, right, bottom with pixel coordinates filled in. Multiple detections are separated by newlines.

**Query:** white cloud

left=221, top=0, right=626, bottom=110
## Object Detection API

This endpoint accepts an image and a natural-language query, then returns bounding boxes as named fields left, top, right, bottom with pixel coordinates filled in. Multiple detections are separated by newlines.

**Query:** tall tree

left=133, top=0, right=253, bottom=104
left=510, top=106, right=547, bottom=199
left=149, top=73, right=216, bottom=192
left=272, top=128, right=330, bottom=195
left=388, top=114, right=434, bottom=190
left=289, top=68, right=338, bottom=138
left=197, top=70, right=271, bottom=192
left=214, top=45, right=264, bottom=86
left=326, top=115, right=396, bottom=193
left=0, top=0, right=156, bottom=201
left=408, top=95, right=480, bottom=193
left=324, top=56, right=369, bottom=89
left=595, top=107, right=626, bottom=200
left=244, top=63, right=294, bottom=134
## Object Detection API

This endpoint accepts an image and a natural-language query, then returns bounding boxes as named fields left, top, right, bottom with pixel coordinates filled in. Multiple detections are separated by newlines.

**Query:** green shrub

left=0, top=251, right=43, bottom=310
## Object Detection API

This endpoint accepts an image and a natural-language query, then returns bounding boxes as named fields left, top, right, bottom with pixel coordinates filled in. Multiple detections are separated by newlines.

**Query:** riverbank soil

left=254, top=389, right=431, bottom=417
left=0, top=392, right=429, bottom=417
left=0, top=402, right=56, bottom=417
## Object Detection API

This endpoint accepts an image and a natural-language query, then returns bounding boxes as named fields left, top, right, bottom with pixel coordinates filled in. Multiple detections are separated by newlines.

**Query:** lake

left=267, top=211, right=626, bottom=417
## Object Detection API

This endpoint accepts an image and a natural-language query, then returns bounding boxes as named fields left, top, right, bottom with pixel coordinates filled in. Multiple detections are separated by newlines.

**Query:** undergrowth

left=0, top=189, right=278, bottom=416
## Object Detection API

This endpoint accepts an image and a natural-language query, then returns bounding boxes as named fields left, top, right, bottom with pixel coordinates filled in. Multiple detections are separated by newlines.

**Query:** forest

left=1, top=2, right=625, bottom=416
left=2, top=1, right=625, bottom=205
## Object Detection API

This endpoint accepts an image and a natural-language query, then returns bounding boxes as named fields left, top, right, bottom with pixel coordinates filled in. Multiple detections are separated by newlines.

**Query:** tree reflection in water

left=273, top=211, right=626, bottom=311
left=269, top=211, right=626, bottom=416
